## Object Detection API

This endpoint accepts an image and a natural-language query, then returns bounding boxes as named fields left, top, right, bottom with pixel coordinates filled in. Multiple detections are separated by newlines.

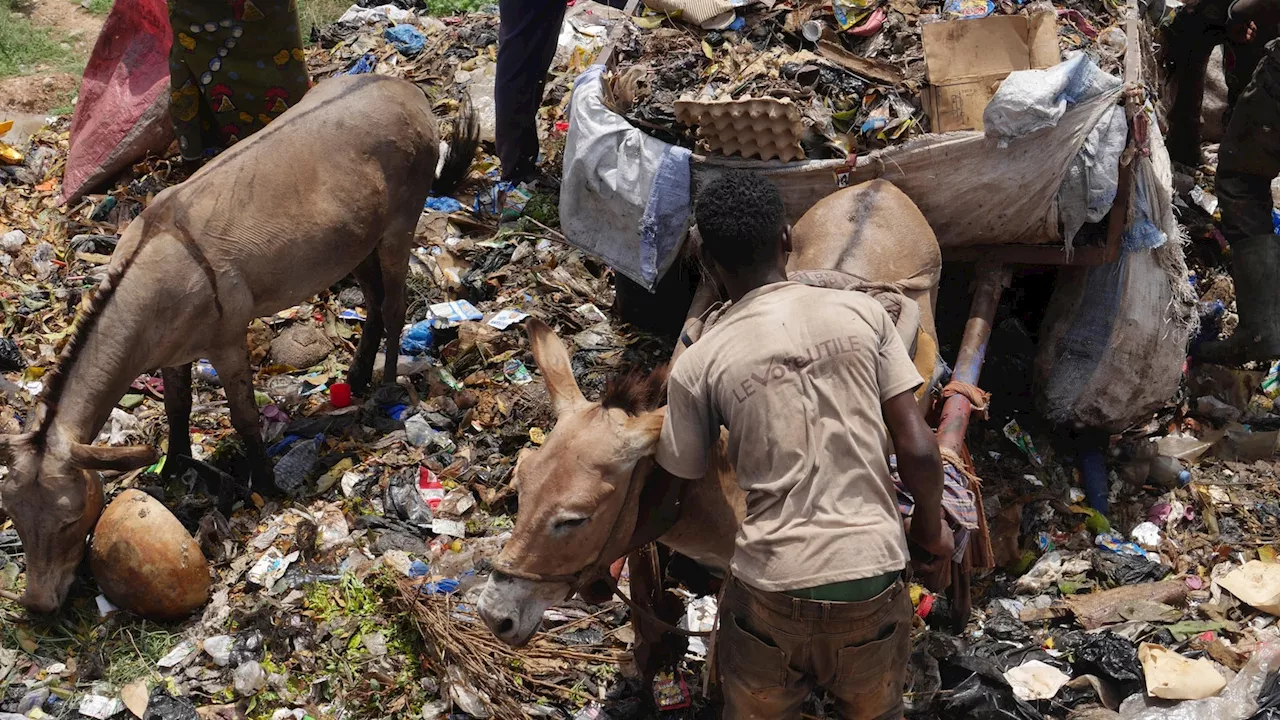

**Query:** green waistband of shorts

left=782, top=571, right=901, bottom=602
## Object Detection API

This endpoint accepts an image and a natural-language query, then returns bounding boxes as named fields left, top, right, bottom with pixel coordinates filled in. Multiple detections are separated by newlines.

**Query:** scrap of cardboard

left=1138, top=643, right=1228, bottom=701
left=922, top=13, right=1060, bottom=133
left=1219, top=560, right=1280, bottom=616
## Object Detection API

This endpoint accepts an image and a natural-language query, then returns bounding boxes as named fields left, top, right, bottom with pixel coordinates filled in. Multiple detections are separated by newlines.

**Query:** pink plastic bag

left=62, top=0, right=173, bottom=203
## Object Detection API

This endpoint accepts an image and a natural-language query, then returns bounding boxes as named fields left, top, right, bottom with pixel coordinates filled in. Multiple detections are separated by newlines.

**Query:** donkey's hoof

left=347, top=372, right=372, bottom=398
left=250, top=473, right=289, bottom=499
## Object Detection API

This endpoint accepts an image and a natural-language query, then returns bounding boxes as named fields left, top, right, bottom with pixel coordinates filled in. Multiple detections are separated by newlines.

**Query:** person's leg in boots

left=1201, top=39, right=1280, bottom=363
left=495, top=0, right=566, bottom=182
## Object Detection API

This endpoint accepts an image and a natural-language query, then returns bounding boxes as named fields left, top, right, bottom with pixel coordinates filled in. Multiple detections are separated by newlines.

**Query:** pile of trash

left=4, top=3, right=1280, bottom=720
left=602, top=0, right=1137, bottom=159
left=302, top=0, right=625, bottom=163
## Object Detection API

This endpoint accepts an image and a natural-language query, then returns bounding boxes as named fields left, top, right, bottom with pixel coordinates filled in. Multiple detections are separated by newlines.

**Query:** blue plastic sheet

left=424, top=196, right=465, bottom=213
left=401, top=320, right=434, bottom=355
left=420, top=578, right=460, bottom=595
left=383, top=24, right=425, bottom=56
left=346, top=52, right=376, bottom=75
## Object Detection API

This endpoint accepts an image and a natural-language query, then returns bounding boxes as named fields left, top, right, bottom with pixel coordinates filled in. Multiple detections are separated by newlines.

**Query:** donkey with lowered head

left=0, top=73, right=476, bottom=613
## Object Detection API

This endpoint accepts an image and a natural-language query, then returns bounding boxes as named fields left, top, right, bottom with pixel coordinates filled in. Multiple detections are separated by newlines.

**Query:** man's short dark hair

left=694, top=170, right=786, bottom=272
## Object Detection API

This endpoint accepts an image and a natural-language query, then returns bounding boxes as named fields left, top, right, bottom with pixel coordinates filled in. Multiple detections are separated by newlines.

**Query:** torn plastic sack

left=1255, top=668, right=1280, bottom=719
left=63, top=0, right=174, bottom=203
left=1058, top=99, right=1126, bottom=249
left=1033, top=113, right=1196, bottom=432
left=642, top=0, right=743, bottom=28
left=940, top=654, right=1045, bottom=720
left=1092, top=551, right=1171, bottom=586
left=559, top=65, right=692, bottom=291
left=1120, top=643, right=1280, bottom=719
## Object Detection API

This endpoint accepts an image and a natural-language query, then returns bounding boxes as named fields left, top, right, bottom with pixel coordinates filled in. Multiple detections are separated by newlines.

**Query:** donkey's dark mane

left=600, top=364, right=670, bottom=415
left=33, top=222, right=151, bottom=443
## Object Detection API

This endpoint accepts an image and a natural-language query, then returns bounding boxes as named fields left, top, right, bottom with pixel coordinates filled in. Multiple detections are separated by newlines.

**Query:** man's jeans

left=718, top=575, right=913, bottom=720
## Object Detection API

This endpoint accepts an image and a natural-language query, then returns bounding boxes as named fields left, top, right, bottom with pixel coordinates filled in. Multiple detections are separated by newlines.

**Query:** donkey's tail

left=433, top=93, right=480, bottom=197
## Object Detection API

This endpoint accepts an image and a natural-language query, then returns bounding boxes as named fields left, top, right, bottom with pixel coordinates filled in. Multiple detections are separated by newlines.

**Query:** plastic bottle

left=1148, top=455, right=1191, bottom=488
left=194, top=359, right=220, bottom=385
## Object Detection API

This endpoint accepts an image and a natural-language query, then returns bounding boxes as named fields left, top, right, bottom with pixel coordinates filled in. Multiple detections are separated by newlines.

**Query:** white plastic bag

left=984, top=54, right=1123, bottom=146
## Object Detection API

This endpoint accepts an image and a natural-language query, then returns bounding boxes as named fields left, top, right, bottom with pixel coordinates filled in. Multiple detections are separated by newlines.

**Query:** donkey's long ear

left=68, top=444, right=159, bottom=472
left=527, top=318, right=585, bottom=416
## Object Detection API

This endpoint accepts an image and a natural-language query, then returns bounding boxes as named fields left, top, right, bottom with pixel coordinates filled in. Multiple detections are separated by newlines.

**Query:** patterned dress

left=167, top=0, right=312, bottom=161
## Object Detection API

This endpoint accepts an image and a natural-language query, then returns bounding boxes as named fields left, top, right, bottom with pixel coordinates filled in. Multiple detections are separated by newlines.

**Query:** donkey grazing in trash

left=0, top=73, right=477, bottom=613
left=477, top=179, right=947, bottom=648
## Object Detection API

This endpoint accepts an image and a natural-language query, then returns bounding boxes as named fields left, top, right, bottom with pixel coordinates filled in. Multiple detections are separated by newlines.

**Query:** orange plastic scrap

left=0, top=142, right=21, bottom=166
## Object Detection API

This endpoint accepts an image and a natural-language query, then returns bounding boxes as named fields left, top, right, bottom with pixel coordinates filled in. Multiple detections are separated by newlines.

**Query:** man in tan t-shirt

left=657, top=170, right=951, bottom=720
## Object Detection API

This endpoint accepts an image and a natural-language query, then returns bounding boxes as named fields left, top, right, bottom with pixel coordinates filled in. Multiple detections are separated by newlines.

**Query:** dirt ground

left=0, top=0, right=105, bottom=114
left=26, top=0, right=105, bottom=48
left=0, top=73, right=82, bottom=114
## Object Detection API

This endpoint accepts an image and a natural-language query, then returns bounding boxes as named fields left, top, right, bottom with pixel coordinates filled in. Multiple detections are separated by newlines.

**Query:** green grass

left=297, top=0, right=351, bottom=39
left=0, top=593, right=181, bottom=690
left=0, top=0, right=81, bottom=78
left=83, top=0, right=112, bottom=15
left=295, top=0, right=489, bottom=26
left=423, top=0, right=489, bottom=15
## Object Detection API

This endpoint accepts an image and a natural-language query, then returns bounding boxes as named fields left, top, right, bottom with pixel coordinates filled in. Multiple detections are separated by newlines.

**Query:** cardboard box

left=921, top=13, right=1060, bottom=133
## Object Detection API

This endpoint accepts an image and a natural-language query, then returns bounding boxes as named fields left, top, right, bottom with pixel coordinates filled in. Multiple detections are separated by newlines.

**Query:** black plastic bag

left=1091, top=551, right=1171, bottom=586
left=143, top=688, right=198, bottom=720
left=1075, top=632, right=1142, bottom=684
left=1252, top=671, right=1280, bottom=719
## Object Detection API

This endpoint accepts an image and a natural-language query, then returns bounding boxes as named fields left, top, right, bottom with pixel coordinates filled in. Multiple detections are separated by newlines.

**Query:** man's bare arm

left=882, top=390, right=949, bottom=559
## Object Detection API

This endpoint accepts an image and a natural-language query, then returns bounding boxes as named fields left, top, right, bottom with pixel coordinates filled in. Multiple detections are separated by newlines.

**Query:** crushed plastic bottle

left=273, top=439, right=319, bottom=494
left=194, top=359, right=220, bottom=385
left=203, top=635, right=234, bottom=666
left=1148, top=456, right=1191, bottom=488
left=31, top=242, right=54, bottom=280
left=405, top=414, right=432, bottom=447
left=233, top=660, right=266, bottom=696
left=405, top=414, right=456, bottom=452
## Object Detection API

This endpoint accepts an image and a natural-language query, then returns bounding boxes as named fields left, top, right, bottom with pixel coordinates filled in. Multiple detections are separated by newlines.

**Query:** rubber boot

left=1198, top=234, right=1280, bottom=364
